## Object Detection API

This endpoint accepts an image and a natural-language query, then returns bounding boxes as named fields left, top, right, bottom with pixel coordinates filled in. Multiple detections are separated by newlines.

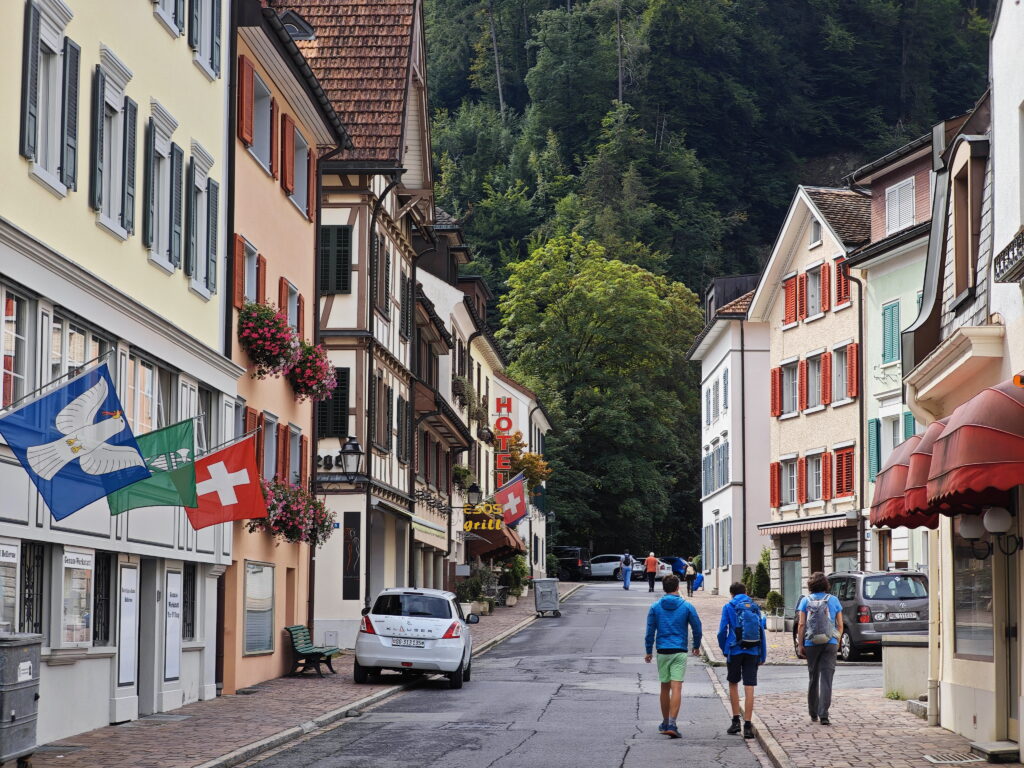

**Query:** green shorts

left=656, top=651, right=689, bottom=683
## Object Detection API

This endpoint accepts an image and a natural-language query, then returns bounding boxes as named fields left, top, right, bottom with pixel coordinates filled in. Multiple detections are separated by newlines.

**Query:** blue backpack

left=733, top=599, right=763, bottom=649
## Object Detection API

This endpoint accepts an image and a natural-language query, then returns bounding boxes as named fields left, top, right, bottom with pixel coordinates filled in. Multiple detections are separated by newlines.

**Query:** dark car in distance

left=551, top=546, right=592, bottom=581
left=791, top=570, right=929, bottom=661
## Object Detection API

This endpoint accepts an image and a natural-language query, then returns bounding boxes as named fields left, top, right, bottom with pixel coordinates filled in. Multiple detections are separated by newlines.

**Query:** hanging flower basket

left=248, top=479, right=336, bottom=547
left=237, top=301, right=300, bottom=379
left=286, top=341, right=337, bottom=402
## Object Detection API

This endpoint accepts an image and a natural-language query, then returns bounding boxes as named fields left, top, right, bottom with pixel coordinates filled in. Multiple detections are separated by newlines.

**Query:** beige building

left=747, top=186, right=870, bottom=617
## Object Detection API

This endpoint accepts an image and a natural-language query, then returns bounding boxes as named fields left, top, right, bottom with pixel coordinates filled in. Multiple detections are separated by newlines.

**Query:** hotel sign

left=494, top=397, right=514, bottom=487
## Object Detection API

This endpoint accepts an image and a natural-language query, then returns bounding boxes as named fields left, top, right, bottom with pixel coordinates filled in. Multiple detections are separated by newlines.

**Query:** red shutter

left=232, top=234, right=246, bottom=310
left=834, top=450, right=845, bottom=496
left=821, top=452, right=833, bottom=501
left=256, top=254, right=267, bottom=303
left=244, top=406, right=258, bottom=434
left=269, top=97, right=279, bottom=178
left=306, top=150, right=316, bottom=219
left=297, top=294, right=305, bottom=339
left=820, top=263, right=831, bottom=312
left=836, top=258, right=850, bottom=304
left=281, top=113, right=295, bottom=194
left=237, top=56, right=254, bottom=146
left=821, top=352, right=832, bottom=405
left=797, top=273, right=808, bottom=320
left=846, top=343, right=859, bottom=398
left=798, top=359, right=808, bottom=411
left=797, top=458, right=807, bottom=504
left=278, top=276, right=288, bottom=312
left=276, top=424, right=287, bottom=480
left=300, top=435, right=309, bottom=489
left=784, top=279, right=796, bottom=325
left=769, top=462, right=780, bottom=508
left=255, top=413, right=266, bottom=476
left=770, top=367, right=782, bottom=417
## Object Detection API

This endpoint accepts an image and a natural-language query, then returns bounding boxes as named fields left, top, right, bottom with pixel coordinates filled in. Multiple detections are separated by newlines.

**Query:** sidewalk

left=687, top=588, right=800, bottom=665
left=31, top=582, right=585, bottom=768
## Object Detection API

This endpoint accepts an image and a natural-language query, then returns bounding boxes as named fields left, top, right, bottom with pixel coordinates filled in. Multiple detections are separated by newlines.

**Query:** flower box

left=247, top=479, right=336, bottom=547
left=286, top=341, right=336, bottom=402
left=237, top=301, right=300, bottom=379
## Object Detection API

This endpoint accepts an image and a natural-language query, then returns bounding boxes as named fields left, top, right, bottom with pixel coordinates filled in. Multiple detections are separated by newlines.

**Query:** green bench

left=285, top=625, right=339, bottom=677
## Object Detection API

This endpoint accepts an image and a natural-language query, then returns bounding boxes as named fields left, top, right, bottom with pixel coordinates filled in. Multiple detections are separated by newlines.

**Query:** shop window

left=61, top=550, right=94, bottom=647
left=952, top=518, right=993, bottom=659
left=18, top=542, right=45, bottom=638
left=244, top=561, right=274, bottom=654
left=182, top=561, right=197, bottom=641
left=833, top=538, right=858, bottom=573
left=2, top=289, right=28, bottom=408
left=0, top=545, right=18, bottom=634
left=92, top=552, right=114, bottom=646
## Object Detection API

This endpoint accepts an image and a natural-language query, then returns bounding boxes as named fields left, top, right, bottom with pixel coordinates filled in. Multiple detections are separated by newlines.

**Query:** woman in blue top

left=795, top=572, right=844, bottom=725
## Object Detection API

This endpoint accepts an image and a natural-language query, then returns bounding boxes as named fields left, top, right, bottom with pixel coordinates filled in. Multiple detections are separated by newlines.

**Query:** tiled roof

left=434, top=207, right=458, bottom=228
left=804, top=187, right=871, bottom=247
left=716, top=290, right=754, bottom=317
left=269, top=0, right=414, bottom=162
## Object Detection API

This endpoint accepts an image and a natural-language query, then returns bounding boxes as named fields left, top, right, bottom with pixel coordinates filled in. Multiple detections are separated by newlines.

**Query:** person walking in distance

left=796, top=572, right=844, bottom=725
left=684, top=558, right=697, bottom=597
left=717, top=582, right=767, bottom=739
left=644, top=552, right=659, bottom=592
left=644, top=574, right=702, bottom=738
left=620, top=550, right=634, bottom=590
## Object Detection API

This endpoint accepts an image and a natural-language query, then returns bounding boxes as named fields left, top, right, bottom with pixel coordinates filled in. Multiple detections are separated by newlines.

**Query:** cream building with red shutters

left=747, top=185, right=870, bottom=614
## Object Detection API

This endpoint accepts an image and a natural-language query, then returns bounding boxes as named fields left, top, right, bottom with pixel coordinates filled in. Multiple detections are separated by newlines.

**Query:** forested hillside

left=425, top=0, right=991, bottom=555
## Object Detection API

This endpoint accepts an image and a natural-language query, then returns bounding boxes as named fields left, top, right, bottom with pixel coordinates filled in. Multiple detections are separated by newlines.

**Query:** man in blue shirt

left=796, top=572, right=844, bottom=725
left=644, top=574, right=702, bottom=738
left=717, top=582, right=767, bottom=739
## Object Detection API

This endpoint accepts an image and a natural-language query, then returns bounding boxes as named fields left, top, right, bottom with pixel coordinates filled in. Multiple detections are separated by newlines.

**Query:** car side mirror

left=360, top=606, right=370, bottom=616
left=466, top=614, right=480, bottom=624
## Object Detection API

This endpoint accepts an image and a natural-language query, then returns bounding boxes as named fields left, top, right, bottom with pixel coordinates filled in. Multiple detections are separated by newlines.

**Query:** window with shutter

left=797, top=458, right=807, bottom=504
left=885, top=178, right=915, bottom=235
left=244, top=406, right=257, bottom=435
left=60, top=37, right=80, bottom=189
left=722, top=369, right=729, bottom=411
left=317, top=367, right=350, bottom=438
left=835, top=448, right=854, bottom=496
left=821, top=452, right=833, bottom=501
left=835, top=258, right=850, bottom=305
left=797, top=272, right=808, bottom=320
left=783, top=277, right=796, bottom=325
left=206, top=178, right=219, bottom=292
left=120, top=96, right=137, bottom=233
left=807, top=355, right=822, bottom=408
left=143, top=117, right=156, bottom=248
left=819, top=263, right=830, bottom=312
left=798, top=359, right=808, bottom=411
left=770, top=367, right=782, bottom=417
left=903, top=411, right=916, bottom=441
left=770, top=462, right=780, bottom=507
left=256, top=253, right=266, bottom=303
left=846, top=343, right=859, bottom=398
left=319, top=226, right=352, bottom=294
left=882, top=302, right=900, bottom=364
left=19, top=3, right=41, bottom=161
left=821, top=352, right=832, bottom=405
left=237, top=55, right=254, bottom=145
left=868, top=418, right=880, bottom=481
left=184, top=157, right=196, bottom=276
left=169, top=142, right=184, bottom=265
left=782, top=363, right=798, bottom=414
left=88, top=66, right=105, bottom=210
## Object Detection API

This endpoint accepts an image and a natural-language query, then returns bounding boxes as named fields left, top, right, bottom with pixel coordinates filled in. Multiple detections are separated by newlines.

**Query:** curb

left=703, top=664, right=793, bottom=768
left=196, top=583, right=586, bottom=768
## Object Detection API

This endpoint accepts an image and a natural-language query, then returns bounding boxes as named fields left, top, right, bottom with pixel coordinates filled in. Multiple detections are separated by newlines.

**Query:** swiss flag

left=495, top=472, right=528, bottom=526
left=185, top=437, right=268, bottom=530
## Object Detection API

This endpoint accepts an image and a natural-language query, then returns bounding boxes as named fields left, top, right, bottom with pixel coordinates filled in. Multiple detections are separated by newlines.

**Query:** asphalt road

left=241, top=581, right=773, bottom=768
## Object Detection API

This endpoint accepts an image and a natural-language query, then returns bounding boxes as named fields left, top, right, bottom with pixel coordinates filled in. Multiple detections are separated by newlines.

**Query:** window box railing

left=994, top=230, right=1024, bottom=283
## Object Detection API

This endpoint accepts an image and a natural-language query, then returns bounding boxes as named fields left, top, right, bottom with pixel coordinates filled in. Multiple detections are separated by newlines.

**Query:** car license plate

left=392, top=638, right=425, bottom=648
left=888, top=612, right=918, bottom=620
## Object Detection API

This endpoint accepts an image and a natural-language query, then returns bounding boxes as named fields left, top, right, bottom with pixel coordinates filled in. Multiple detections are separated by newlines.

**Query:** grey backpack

left=804, top=597, right=835, bottom=645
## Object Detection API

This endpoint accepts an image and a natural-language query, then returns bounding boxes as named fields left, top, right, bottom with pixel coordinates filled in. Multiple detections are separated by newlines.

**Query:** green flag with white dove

left=106, top=419, right=197, bottom=515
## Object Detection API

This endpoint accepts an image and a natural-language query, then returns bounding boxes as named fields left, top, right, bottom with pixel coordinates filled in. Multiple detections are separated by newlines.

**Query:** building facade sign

left=494, top=397, right=514, bottom=487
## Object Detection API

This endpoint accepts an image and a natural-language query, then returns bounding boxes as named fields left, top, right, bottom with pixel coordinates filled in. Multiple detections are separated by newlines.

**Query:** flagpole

left=198, top=426, right=263, bottom=458
left=0, top=350, right=115, bottom=415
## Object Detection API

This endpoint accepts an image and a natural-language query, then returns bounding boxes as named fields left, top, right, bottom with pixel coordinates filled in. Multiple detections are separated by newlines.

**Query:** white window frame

left=192, top=0, right=220, bottom=80
left=148, top=100, right=179, bottom=273
left=243, top=240, right=258, bottom=302
left=807, top=454, right=822, bottom=502
left=50, top=316, right=108, bottom=382
left=125, top=354, right=159, bottom=435
left=781, top=459, right=797, bottom=505
left=808, top=218, right=822, bottom=247
left=806, top=268, right=821, bottom=317
left=286, top=281, right=299, bottom=330
left=189, top=140, right=216, bottom=297
left=807, top=354, right=822, bottom=409
left=250, top=73, right=272, bottom=171
left=262, top=413, right=278, bottom=479
left=289, top=426, right=301, bottom=484
left=154, top=0, right=182, bottom=36
left=290, top=127, right=309, bottom=213
left=243, top=561, right=275, bottom=654
left=833, top=346, right=848, bottom=403
left=2, top=287, right=30, bottom=409
left=96, top=46, right=133, bottom=240
left=885, top=177, right=915, bottom=235
left=782, top=363, right=798, bottom=415
left=28, top=0, right=74, bottom=196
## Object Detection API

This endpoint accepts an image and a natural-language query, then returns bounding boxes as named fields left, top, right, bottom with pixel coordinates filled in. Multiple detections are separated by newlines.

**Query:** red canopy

left=926, top=378, right=1024, bottom=509
left=869, top=434, right=923, bottom=529
left=901, top=418, right=946, bottom=529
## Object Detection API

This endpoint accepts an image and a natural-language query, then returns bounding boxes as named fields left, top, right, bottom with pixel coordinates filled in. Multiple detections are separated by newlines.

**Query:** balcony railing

left=994, top=230, right=1024, bottom=283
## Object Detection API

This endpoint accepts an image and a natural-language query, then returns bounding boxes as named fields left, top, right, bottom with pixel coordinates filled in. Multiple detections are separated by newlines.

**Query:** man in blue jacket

left=644, top=574, right=702, bottom=738
left=716, top=582, right=767, bottom=740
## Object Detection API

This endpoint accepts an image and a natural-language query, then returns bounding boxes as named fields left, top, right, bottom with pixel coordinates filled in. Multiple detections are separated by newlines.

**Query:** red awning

left=901, top=418, right=946, bottom=529
left=926, top=378, right=1024, bottom=509
left=869, top=434, right=925, bottom=529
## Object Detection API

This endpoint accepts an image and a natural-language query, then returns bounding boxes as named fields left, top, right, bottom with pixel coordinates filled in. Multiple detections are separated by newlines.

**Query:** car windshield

left=862, top=574, right=927, bottom=600
left=372, top=594, right=452, bottom=619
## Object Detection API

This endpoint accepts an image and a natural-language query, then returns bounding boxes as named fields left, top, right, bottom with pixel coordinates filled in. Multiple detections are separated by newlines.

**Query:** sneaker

left=743, top=721, right=755, bottom=739
left=664, top=720, right=680, bottom=738
left=727, top=718, right=741, bottom=735
left=658, top=720, right=668, bottom=733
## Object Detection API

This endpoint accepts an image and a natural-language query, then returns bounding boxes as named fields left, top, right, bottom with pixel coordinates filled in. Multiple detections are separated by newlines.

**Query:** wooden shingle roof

left=804, top=187, right=871, bottom=247
left=269, top=0, right=414, bottom=163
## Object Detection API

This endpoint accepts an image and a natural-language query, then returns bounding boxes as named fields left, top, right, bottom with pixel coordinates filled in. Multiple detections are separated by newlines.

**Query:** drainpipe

left=845, top=264, right=867, bottom=571
left=363, top=174, right=402, bottom=607
left=739, top=319, right=748, bottom=574
left=927, top=524, right=940, bottom=726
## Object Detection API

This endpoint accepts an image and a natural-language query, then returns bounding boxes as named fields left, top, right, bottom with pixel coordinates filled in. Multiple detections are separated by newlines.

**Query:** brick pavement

left=687, top=588, right=799, bottom=665
left=751, top=687, right=1023, bottom=768
left=30, top=582, right=584, bottom=768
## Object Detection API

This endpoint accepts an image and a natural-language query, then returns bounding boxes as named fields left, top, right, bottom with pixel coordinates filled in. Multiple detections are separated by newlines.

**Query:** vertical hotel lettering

left=494, top=397, right=514, bottom=487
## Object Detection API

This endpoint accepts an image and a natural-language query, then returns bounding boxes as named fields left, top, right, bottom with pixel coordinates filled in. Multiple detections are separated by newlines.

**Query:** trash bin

left=533, top=578, right=561, bottom=617
left=0, top=634, right=42, bottom=768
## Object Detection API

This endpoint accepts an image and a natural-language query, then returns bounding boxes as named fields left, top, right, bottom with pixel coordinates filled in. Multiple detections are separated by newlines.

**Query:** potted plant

left=286, top=341, right=337, bottom=402
left=247, top=479, right=336, bottom=547
left=764, top=590, right=785, bottom=631
left=237, top=301, right=300, bottom=379
left=452, top=464, right=474, bottom=491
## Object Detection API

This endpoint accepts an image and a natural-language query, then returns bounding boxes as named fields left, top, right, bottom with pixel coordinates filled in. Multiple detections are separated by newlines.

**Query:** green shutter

left=142, top=118, right=155, bottom=247
left=882, top=302, right=900, bottom=364
left=60, top=37, right=81, bottom=189
left=317, top=367, right=350, bottom=438
left=206, top=179, right=219, bottom=291
left=20, top=2, right=41, bottom=160
left=183, top=156, right=196, bottom=276
left=386, top=386, right=393, bottom=451
left=121, top=97, right=137, bottom=233
left=169, top=142, right=183, bottom=266
left=319, top=226, right=352, bottom=294
left=89, top=66, right=105, bottom=211
left=903, top=411, right=915, bottom=441
left=868, top=418, right=880, bottom=481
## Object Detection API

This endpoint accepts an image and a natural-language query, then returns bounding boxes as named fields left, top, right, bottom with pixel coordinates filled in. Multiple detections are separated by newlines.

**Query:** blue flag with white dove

left=0, top=364, right=150, bottom=520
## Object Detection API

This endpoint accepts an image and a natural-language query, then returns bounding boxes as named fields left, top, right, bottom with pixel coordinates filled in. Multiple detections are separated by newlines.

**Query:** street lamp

left=338, top=436, right=364, bottom=483
left=466, top=483, right=483, bottom=506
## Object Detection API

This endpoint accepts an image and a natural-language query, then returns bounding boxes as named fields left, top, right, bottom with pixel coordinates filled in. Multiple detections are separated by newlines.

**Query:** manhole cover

left=923, top=753, right=984, bottom=765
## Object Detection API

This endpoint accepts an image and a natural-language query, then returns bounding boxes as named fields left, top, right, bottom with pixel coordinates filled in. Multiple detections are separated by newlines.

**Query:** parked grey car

left=791, top=570, right=928, bottom=661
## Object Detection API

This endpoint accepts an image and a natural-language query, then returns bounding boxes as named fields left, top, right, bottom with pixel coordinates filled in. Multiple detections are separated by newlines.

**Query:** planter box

left=471, top=600, right=488, bottom=616
left=505, top=595, right=518, bottom=607
left=766, top=615, right=785, bottom=632
left=460, top=602, right=474, bottom=617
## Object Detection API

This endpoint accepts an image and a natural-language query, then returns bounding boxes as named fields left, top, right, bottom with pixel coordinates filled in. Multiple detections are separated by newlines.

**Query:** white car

left=354, top=588, right=478, bottom=689
left=590, top=553, right=633, bottom=579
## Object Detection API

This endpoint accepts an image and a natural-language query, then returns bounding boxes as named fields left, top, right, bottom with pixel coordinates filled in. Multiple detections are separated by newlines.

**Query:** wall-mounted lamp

left=960, top=507, right=1022, bottom=559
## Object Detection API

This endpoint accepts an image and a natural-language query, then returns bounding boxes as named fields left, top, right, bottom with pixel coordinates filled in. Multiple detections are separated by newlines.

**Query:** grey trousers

left=805, top=643, right=838, bottom=719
